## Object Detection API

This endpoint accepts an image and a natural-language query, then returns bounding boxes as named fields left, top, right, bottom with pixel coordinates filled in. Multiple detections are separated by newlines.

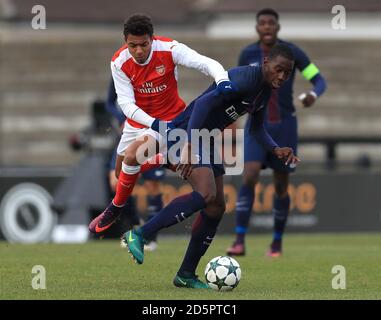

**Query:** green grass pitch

left=1, top=233, right=381, bottom=300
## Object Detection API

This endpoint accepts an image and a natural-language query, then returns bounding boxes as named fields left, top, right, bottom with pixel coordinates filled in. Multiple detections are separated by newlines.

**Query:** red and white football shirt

left=111, top=36, right=228, bottom=128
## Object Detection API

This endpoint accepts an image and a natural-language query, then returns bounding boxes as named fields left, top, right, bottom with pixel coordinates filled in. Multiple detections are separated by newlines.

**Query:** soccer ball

left=204, top=256, right=241, bottom=291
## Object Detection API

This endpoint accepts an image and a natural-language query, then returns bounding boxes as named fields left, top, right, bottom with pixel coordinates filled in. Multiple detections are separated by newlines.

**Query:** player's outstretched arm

left=186, top=89, right=227, bottom=140
left=171, top=41, right=234, bottom=90
left=296, top=46, right=327, bottom=108
left=249, top=107, right=278, bottom=152
left=299, top=73, right=327, bottom=107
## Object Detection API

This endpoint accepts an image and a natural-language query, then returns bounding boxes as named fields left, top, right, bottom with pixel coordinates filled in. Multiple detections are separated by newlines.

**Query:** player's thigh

left=124, top=134, right=159, bottom=165
left=242, top=161, right=262, bottom=186
left=117, top=123, right=162, bottom=165
left=273, top=171, right=290, bottom=196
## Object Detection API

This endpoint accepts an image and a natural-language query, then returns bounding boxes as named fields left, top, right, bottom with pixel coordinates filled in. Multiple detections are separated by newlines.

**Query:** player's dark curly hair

left=123, top=14, right=154, bottom=38
left=256, top=8, right=279, bottom=21
left=268, top=44, right=294, bottom=61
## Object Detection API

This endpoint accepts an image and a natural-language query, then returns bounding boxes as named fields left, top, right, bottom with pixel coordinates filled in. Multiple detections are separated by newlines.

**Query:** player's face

left=263, top=55, right=294, bottom=89
left=256, top=14, right=279, bottom=46
left=125, top=34, right=153, bottom=64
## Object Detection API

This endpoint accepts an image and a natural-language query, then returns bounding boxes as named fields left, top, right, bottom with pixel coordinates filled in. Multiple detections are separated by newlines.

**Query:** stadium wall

left=1, top=168, right=380, bottom=243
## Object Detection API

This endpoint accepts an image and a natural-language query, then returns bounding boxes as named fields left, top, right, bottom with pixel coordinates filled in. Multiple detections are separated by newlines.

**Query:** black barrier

left=0, top=168, right=67, bottom=242
left=132, top=171, right=381, bottom=234
left=1, top=168, right=381, bottom=242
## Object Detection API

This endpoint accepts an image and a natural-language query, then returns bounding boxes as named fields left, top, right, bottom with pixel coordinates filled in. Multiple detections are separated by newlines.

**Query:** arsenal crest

left=155, top=65, right=165, bottom=76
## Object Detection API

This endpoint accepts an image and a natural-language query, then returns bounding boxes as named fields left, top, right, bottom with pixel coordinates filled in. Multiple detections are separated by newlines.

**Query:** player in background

left=105, top=78, right=163, bottom=250
left=226, top=8, right=327, bottom=257
left=123, top=44, right=300, bottom=288
left=89, top=14, right=234, bottom=235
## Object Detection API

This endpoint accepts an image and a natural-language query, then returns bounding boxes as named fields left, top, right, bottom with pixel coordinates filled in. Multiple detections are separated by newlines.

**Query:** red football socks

left=113, top=166, right=140, bottom=207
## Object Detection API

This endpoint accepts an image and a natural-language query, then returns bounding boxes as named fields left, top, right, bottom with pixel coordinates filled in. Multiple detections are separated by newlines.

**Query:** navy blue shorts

left=168, top=101, right=225, bottom=177
left=141, top=167, right=166, bottom=181
left=244, top=115, right=298, bottom=173
left=192, top=141, right=225, bottom=177
left=108, top=148, right=166, bottom=181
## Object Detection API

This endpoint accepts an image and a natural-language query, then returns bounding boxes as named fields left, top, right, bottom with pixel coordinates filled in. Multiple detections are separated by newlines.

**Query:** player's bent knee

left=124, top=150, right=138, bottom=166
left=204, top=203, right=225, bottom=220
left=204, top=194, right=225, bottom=218
left=201, top=190, right=217, bottom=205
left=212, top=202, right=226, bottom=216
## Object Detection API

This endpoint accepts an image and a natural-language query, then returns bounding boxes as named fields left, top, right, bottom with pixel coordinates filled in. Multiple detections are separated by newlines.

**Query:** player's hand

left=298, top=92, right=316, bottom=108
left=273, top=147, right=301, bottom=168
left=216, top=79, right=237, bottom=96
left=176, top=142, right=197, bottom=179
left=151, top=119, right=176, bottom=134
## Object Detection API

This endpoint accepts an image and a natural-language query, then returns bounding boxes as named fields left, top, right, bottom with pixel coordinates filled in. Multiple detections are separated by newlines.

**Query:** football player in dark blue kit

left=227, top=8, right=327, bottom=257
left=122, top=44, right=300, bottom=288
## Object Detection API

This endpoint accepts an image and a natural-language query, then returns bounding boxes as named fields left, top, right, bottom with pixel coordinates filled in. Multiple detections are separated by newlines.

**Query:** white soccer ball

left=204, top=256, right=241, bottom=291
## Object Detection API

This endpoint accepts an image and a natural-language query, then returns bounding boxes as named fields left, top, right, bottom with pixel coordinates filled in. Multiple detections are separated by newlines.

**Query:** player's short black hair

left=123, top=14, right=154, bottom=38
left=268, top=44, right=294, bottom=62
left=256, top=8, right=279, bottom=21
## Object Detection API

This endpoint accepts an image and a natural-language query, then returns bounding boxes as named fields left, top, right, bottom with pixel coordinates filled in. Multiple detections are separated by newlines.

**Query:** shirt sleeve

left=293, top=45, right=327, bottom=97
left=249, top=107, right=279, bottom=152
left=293, top=45, right=312, bottom=72
left=186, top=89, right=230, bottom=140
left=171, top=41, right=229, bottom=84
left=111, top=62, right=155, bottom=127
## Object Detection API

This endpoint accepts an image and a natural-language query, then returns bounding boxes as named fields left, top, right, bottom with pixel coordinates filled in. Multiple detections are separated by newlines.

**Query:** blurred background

left=1, top=0, right=380, bottom=243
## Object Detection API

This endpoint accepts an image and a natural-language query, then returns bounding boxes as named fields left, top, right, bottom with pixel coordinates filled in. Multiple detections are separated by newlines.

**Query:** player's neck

left=260, top=65, right=268, bottom=87
left=259, top=41, right=277, bottom=52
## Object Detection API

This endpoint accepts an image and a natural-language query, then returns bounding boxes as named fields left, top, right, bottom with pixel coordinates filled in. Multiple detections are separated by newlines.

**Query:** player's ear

left=263, top=56, right=269, bottom=65
left=276, top=22, right=281, bottom=33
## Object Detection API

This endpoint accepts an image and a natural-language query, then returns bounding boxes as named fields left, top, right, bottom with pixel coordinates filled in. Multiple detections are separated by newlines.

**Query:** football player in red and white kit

left=89, top=14, right=235, bottom=234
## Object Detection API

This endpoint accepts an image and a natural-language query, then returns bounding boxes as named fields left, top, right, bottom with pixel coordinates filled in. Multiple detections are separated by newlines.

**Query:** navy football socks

left=178, top=211, right=221, bottom=276
left=145, top=194, right=163, bottom=241
left=234, top=184, right=254, bottom=244
left=272, top=195, right=290, bottom=241
left=141, top=191, right=206, bottom=239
